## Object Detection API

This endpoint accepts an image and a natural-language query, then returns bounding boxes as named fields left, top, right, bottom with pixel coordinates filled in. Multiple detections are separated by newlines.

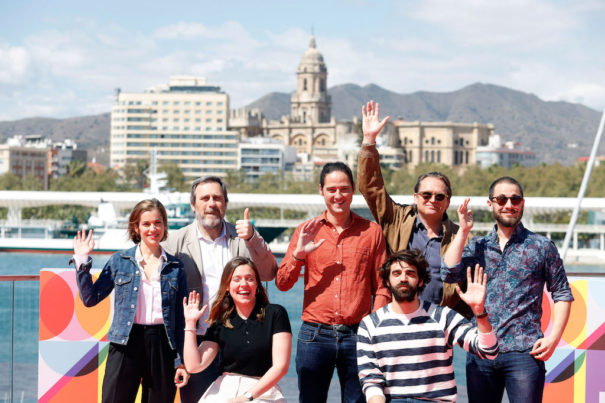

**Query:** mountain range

left=248, top=83, right=603, bottom=165
left=1, top=83, right=601, bottom=166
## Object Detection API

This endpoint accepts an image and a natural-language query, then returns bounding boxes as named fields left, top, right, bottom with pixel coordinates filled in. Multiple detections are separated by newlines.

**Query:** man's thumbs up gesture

left=235, top=208, right=254, bottom=241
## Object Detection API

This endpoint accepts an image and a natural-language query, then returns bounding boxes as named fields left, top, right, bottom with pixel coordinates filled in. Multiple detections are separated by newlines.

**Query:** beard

left=389, top=282, right=418, bottom=303
left=195, top=210, right=223, bottom=231
left=492, top=207, right=523, bottom=228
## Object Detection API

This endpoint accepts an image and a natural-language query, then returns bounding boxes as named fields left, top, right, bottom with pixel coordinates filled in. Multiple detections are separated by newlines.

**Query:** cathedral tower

left=290, top=36, right=331, bottom=124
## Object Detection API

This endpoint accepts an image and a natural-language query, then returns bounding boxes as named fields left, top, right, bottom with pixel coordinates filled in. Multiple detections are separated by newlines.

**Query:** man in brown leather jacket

left=357, top=100, right=471, bottom=317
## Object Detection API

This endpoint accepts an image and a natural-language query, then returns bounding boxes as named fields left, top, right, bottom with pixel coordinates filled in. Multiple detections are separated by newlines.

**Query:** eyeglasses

left=417, top=192, right=448, bottom=202
left=490, top=195, right=524, bottom=206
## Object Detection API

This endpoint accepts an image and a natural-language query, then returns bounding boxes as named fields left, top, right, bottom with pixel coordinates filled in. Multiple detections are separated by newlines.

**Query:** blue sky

left=1, top=0, right=603, bottom=121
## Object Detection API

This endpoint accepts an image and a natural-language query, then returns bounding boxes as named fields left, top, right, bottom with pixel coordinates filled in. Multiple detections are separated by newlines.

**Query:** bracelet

left=362, top=142, right=375, bottom=147
left=293, top=255, right=305, bottom=263
left=475, top=310, right=488, bottom=319
left=184, top=328, right=197, bottom=332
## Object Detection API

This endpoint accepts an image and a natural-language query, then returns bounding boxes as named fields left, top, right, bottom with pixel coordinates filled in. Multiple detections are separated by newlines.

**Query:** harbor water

left=1, top=252, right=602, bottom=403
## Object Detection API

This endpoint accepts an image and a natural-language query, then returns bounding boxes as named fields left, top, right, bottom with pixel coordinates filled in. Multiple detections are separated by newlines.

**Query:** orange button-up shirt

left=276, top=211, right=390, bottom=325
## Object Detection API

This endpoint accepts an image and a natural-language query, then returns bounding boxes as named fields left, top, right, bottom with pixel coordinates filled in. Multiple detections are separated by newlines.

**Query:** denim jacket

left=73, top=245, right=187, bottom=367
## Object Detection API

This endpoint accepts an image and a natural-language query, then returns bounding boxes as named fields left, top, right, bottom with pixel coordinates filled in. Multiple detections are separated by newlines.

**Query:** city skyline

left=1, top=0, right=604, bottom=121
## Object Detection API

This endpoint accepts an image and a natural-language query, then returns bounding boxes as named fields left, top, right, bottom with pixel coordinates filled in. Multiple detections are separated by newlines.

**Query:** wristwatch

left=244, top=391, right=254, bottom=401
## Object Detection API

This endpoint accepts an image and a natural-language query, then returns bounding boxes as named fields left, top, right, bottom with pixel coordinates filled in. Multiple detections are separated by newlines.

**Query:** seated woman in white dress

left=183, top=256, right=292, bottom=402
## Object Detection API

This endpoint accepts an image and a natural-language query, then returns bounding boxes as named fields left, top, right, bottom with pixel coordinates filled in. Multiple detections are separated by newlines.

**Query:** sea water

left=2, top=253, right=601, bottom=403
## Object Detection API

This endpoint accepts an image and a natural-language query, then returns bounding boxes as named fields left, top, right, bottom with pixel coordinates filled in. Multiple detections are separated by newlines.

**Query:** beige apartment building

left=394, top=120, right=493, bottom=169
left=110, top=76, right=239, bottom=179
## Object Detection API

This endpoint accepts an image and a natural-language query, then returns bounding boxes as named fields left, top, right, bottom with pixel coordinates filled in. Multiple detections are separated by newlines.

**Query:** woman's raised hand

left=73, top=230, right=95, bottom=255
left=183, top=291, right=208, bottom=326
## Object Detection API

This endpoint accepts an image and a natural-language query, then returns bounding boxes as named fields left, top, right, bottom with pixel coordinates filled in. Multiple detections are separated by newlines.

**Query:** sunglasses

left=417, top=192, right=448, bottom=202
left=491, top=195, right=524, bottom=206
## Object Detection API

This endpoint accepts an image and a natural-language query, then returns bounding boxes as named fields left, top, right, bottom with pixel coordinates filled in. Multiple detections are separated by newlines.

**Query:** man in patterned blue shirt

left=441, top=176, right=573, bottom=403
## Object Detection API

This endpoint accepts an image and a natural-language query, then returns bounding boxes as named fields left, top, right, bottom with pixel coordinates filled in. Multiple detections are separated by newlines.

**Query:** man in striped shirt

left=357, top=249, right=499, bottom=402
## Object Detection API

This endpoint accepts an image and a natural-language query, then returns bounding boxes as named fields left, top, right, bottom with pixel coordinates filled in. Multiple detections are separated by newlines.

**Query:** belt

left=132, top=323, right=164, bottom=330
left=303, top=321, right=359, bottom=333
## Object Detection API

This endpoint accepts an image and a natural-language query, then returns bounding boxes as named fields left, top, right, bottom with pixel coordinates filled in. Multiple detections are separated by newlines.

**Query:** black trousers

left=102, top=324, right=177, bottom=403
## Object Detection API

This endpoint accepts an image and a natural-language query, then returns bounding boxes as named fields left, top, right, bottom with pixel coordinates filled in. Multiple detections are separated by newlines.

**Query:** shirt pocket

left=353, top=247, right=371, bottom=273
left=114, top=272, right=133, bottom=305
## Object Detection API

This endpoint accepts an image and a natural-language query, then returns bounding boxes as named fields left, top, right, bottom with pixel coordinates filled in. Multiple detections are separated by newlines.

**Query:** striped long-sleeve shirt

left=357, top=301, right=499, bottom=402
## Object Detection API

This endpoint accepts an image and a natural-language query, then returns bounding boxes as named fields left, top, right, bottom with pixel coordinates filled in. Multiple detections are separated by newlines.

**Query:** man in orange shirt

left=276, top=162, right=389, bottom=403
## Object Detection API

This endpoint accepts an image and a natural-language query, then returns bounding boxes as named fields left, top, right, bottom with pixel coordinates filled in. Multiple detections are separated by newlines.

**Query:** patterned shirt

left=357, top=301, right=498, bottom=402
left=276, top=211, right=390, bottom=325
left=441, top=222, right=574, bottom=352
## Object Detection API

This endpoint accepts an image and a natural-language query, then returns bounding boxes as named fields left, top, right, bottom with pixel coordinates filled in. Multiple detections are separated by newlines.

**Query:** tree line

left=2, top=160, right=605, bottom=223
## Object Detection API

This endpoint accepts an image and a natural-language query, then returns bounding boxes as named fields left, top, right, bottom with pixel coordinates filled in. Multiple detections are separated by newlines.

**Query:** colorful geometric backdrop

left=542, top=275, right=605, bottom=403
left=38, top=269, right=603, bottom=402
left=38, top=269, right=181, bottom=402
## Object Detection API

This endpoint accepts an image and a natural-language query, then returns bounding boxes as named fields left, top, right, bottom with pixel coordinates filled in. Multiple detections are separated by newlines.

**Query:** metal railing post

left=10, top=280, right=14, bottom=403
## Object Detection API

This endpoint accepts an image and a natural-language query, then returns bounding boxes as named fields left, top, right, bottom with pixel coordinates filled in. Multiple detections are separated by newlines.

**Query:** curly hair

left=378, top=249, right=431, bottom=293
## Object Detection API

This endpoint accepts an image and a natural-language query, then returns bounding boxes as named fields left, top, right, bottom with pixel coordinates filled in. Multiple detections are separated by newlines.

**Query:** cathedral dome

left=299, top=36, right=326, bottom=69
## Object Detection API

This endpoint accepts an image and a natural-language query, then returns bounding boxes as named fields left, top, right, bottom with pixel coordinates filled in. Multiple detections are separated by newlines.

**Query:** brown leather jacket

left=358, top=144, right=472, bottom=318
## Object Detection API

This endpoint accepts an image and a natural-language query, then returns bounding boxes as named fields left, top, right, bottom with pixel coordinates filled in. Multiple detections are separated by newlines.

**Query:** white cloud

left=0, top=43, right=33, bottom=85
left=0, top=2, right=603, bottom=121
left=557, top=83, right=605, bottom=111
left=408, top=0, right=577, bottom=49
left=153, top=20, right=258, bottom=48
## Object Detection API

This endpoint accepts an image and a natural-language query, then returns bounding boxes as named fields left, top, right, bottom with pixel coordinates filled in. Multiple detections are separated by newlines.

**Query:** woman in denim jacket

left=72, top=198, right=189, bottom=403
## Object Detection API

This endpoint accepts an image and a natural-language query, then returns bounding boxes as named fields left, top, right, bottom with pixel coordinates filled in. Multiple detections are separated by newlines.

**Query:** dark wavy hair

left=127, top=198, right=168, bottom=244
left=208, top=256, right=269, bottom=328
left=379, top=249, right=431, bottom=293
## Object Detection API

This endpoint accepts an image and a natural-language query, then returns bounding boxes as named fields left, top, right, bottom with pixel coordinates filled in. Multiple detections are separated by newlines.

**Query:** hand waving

left=361, top=100, right=390, bottom=144
left=73, top=230, right=95, bottom=255
left=455, top=264, right=487, bottom=315
left=457, top=198, right=474, bottom=233
left=183, top=291, right=208, bottom=327
left=293, top=218, right=325, bottom=261
left=235, top=208, right=254, bottom=241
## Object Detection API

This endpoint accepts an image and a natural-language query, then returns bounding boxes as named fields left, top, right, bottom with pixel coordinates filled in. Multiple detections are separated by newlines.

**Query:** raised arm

left=362, top=100, right=390, bottom=145
left=73, top=230, right=117, bottom=307
left=442, top=198, right=473, bottom=268
left=239, top=208, right=278, bottom=281
left=358, top=101, right=401, bottom=229
left=276, top=219, right=324, bottom=291
left=73, top=229, right=95, bottom=257
left=451, top=265, right=499, bottom=359
left=456, top=265, right=490, bottom=333
left=182, top=291, right=219, bottom=373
